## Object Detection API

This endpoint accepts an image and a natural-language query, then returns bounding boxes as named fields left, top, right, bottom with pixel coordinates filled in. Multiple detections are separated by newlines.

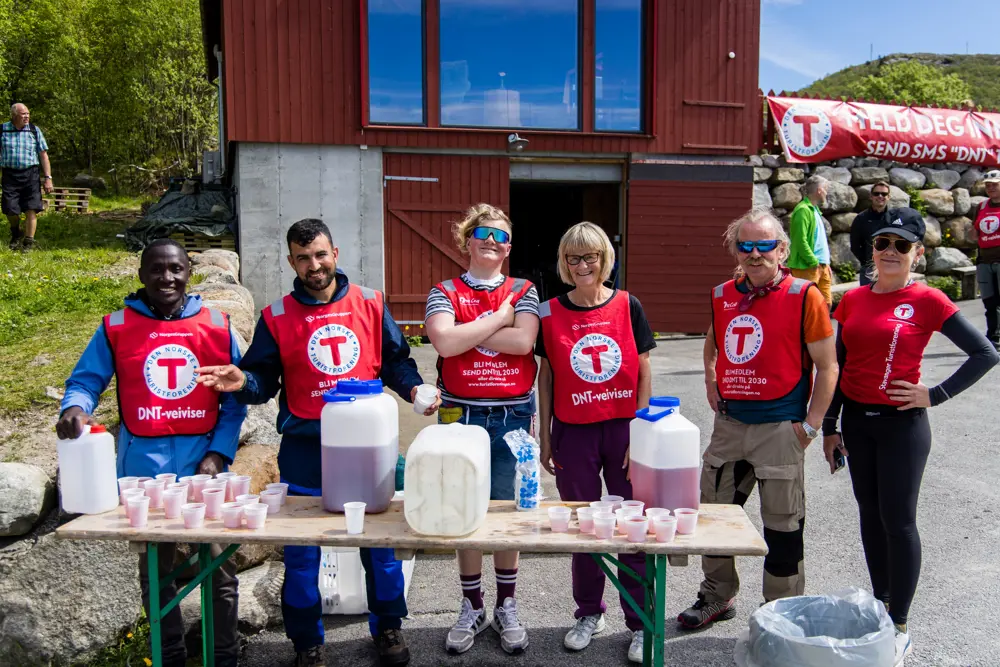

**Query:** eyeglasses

left=873, top=236, right=913, bottom=253
left=470, top=226, right=510, bottom=244
left=736, top=240, right=780, bottom=254
left=871, top=191, right=890, bottom=198
left=566, top=252, right=601, bottom=266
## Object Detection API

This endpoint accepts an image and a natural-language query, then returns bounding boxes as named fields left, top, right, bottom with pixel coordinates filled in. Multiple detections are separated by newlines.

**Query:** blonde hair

left=453, top=203, right=512, bottom=254
left=557, top=222, right=616, bottom=285
left=723, top=206, right=791, bottom=277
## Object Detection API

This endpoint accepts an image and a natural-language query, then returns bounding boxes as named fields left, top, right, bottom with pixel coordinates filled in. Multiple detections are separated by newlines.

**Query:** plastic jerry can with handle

left=629, top=396, right=702, bottom=511
left=57, top=424, right=119, bottom=514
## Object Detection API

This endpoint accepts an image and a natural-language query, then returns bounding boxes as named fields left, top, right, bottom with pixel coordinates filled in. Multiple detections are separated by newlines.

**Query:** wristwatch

left=801, top=422, right=819, bottom=440
left=43, top=175, right=52, bottom=180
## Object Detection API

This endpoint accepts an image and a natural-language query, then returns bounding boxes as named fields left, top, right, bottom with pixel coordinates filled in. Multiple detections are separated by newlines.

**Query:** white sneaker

left=491, top=597, right=529, bottom=654
left=563, top=614, right=606, bottom=651
left=894, top=628, right=912, bottom=666
left=627, top=630, right=644, bottom=663
left=445, top=598, right=488, bottom=655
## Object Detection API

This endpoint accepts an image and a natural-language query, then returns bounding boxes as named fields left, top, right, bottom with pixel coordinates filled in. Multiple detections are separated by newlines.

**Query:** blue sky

left=760, top=0, right=1000, bottom=93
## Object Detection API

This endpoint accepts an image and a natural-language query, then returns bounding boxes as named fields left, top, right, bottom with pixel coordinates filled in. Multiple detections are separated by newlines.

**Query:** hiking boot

left=627, top=630, right=644, bottom=663
left=677, top=594, right=736, bottom=630
left=7, top=227, right=21, bottom=250
left=19, top=236, right=34, bottom=252
left=374, top=628, right=410, bottom=666
left=295, top=645, right=325, bottom=667
left=491, top=597, right=529, bottom=654
left=445, top=597, right=488, bottom=655
left=564, top=613, right=605, bottom=651
left=894, top=626, right=912, bottom=666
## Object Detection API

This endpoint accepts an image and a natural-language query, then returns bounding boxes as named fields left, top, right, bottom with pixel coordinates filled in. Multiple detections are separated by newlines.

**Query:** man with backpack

left=1, top=103, right=53, bottom=250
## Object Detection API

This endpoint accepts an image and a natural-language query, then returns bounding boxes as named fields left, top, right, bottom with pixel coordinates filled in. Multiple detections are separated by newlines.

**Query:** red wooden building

left=200, top=0, right=761, bottom=332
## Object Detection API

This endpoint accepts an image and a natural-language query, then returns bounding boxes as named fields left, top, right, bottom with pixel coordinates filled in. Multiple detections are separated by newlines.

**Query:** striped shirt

left=0, top=122, right=48, bottom=169
left=425, top=272, right=540, bottom=321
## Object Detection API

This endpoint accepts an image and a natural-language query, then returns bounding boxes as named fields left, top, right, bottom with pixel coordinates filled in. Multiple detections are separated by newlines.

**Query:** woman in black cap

left=823, top=207, right=998, bottom=665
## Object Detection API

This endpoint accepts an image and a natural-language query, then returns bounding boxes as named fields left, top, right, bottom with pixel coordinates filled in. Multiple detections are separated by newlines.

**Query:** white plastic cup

left=260, top=490, right=282, bottom=515
left=621, top=499, right=645, bottom=513
left=675, top=508, right=699, bottom=535
left=344, top=501, right=366, bottom=535
left=167, top=482, right=189, bottom=500
left=181, top=502, right=206, bottom=529
left=143, top=479, right=166, bottom=509
left=654, top=515, right=678, bottom=543
left=601, top=495, right=625, bottom=511
left=645, top=508, right=669, bottom=534
left=221, top=502, right=244, bottom=529
left=266, top=482, right=289, bottom=505
left=215, top=472, right=238, bottom=501
left=625, top=516, right=649, bottom=543
left=127, top=495, right=150, bottom=528
left=177, top=476, right=195, bottom=501
left=589, top=501, right=614, bottom=513
left=190, top=474, right=212, bottom=502
left=121, top=488, right=145, bottom=519
left=244, top=504, right=268, bottom=530
left=412, top=384, right=438, bottom=414
left=616, top=507, right=641, bottom=534
left=204, top=478, right=227, bottom=493
left=593, top=512, right=617, bottom=540
left=229, top=475, right=251, bottom=500
left=136, top=476, right=153, bottom=486
left=236, top=493, right=259, bottom=506
left=202, top=488, right=225, bottom=519
left=118, top=477, right=139, bottom=505
left=162, top=489, right=186, bottom=519
left=155, top=473, right=177, bottom=486
left=576, top=507, right=595, bottom=534
left=547, top=506, right=572, bottom=533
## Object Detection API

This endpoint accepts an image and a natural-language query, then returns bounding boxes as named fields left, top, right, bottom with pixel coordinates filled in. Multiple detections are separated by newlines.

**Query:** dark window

left=368, top=0, right=424, bottom=125
left=595, top=0, right=643, bottom=132
left=439, top=1, right=579, bottom=130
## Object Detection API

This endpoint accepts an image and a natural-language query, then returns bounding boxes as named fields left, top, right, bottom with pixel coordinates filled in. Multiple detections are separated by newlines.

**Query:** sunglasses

left=873, top=236, right=913, bottom=253
left=736, top=240, right=780, bottom=254
left=566, top=252, right=601, bottom=266
left=871, top=191, right=890, bottom=198
left=470, top=226, right=510, bottom=244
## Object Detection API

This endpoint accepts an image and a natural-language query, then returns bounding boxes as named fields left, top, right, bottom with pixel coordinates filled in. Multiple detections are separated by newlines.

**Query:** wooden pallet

left=42, top=187, right=91, bottom=213
left=169, top=231, right=236, bottom=252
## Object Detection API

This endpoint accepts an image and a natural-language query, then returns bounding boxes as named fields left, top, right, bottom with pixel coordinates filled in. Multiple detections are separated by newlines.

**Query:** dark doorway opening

left=508, top=181, right=621, bottom=303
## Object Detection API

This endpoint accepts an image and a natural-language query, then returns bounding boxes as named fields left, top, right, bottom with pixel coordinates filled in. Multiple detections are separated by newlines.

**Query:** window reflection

left=368, top=0, right=424, bottom=125
left=595, top=0, right=642, bottom=132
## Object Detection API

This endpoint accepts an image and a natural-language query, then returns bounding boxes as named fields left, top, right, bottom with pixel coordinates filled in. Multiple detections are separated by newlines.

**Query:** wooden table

left=58, top=500, right=767, bottom=667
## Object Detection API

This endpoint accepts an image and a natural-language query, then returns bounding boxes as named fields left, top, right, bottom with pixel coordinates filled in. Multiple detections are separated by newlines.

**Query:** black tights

left=842, top=404, right=931, bottom=626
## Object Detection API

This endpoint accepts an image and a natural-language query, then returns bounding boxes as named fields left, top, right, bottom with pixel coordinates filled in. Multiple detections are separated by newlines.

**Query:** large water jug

left=404, top=423, right=491, bottom=537
left=320, top=379, right=399, bottom=513
left=57, top=424, right=119, bottom=514
left=630, top=396, right=701, bottom=511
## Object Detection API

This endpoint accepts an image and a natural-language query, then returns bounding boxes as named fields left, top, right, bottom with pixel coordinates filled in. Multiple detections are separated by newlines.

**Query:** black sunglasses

left=873, top=236, right=913, bottom=253
left=871, top=191, right=890, bottom=198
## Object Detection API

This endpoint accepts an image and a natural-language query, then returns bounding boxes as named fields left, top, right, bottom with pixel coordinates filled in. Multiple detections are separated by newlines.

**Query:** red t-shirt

left=835, top=283, right=959, bottom=405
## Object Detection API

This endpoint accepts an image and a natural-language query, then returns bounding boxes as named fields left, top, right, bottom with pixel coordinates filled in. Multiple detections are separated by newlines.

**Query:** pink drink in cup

left=221, top=502, right=244, bottom=529
left=236, top=493, right=259, bottom=505
left=118, top=477, right=139, bottom=505
left=136, top=476, right=153, bottom=486
left=215, top=472, right=237, bottom=501
left=615, top=507, right=640, bottom=534
left=190, top=474, right=212, bottom=502
left=645, top=508, right=669, bottom=534
left=181, top=502, right=206, bottom=529
left=229, top=475, right=251, bottom=500
left=266, top=483, right=289, bottom=505
left=202, top=488, right=225, bottom=519
left=593, top=512, right=616, bottom=540
left=243, top=504, right=268, bottom=530
left=547, top=506, right=571, bottom=533
left=143, top=479, right=166, bottom=509
left=127, top=495, right=150, bottom=528
left=260, top=490, right=282, bottom=515
left=576, top=507, right=595, bottom=534
left=675, top=508, right=699, bottom=535
left=601, top=495, right=624, bottom=511
left=654, top=515, right=678, bottom=543
left=177, top=476, right=194, bottom=500
left=621, top=499, right=645, bottom=513
left=155, top=473, right=177, bottom=486
left=121, top=488, right=145, bottom=519
left=162, top=489, right=186, bottom=519
left=625, top=516, right=649, bottom=543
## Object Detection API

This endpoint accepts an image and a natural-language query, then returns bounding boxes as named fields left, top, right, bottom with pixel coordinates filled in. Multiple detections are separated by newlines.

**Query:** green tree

left=849, top=60, right=972, bottom=107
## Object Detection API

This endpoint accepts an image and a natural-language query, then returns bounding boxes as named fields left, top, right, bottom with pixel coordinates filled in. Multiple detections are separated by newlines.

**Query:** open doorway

left=508, top=181, right=621, bottom=302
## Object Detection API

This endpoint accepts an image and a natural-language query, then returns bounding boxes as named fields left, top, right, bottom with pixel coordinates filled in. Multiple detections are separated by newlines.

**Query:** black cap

left=871, top=207, right=925, bottom=243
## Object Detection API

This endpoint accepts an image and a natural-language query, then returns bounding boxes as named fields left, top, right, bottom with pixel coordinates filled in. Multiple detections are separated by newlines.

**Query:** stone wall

left=750, top=154, right=979, bottom=280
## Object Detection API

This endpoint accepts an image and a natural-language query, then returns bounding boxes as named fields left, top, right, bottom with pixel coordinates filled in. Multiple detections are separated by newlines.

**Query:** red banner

left=767, top=96, right=1000, bottom=167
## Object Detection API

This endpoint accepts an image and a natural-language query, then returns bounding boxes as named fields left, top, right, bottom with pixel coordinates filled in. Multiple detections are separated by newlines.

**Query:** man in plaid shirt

left=2, top=103, right=53, bottom=250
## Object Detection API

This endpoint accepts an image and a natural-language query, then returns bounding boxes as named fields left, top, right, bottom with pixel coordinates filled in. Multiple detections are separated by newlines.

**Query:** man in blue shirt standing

left=2, top=103, right=53, bottom=250
left=198, top=219, right=439, bottom=667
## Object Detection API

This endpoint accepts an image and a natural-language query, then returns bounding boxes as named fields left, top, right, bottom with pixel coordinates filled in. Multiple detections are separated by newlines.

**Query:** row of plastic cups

left=549, top=504, right=700, bottom=543
left=120, top=474, right=289, bottom=507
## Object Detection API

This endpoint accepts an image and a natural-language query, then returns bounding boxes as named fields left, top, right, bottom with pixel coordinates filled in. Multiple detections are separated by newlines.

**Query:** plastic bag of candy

left=503, top=428, right=542, bottom=511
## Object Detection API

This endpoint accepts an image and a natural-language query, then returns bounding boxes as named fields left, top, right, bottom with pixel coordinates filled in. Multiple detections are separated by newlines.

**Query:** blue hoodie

left=235, top=270, right=423, bottom=491
left=60, top=293, right=247, bottom=478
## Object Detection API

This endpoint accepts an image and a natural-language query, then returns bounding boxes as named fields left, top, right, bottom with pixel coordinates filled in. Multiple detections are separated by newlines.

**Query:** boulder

left=71, top=173, right=107, bottom=191
left=856, top=184, right=910, bottom=210
left=943, top=216, right=977, bottom=249
left=240, top=401, right=280, bottom=448
left=969, top=196, right=988, bottom=215
left=753, top=167, right=773, bottom=183
left=914, top=254, right=927, bottom=275
left=971, top=180, right=987, bottom=197
left=920, top=188, right=956, bottom=217
left=192, top=264, right=238, bottom=285
left=857, top=157, right=881, bottom=168
left=953, top=188, right=972, bottom=216
left=232, top=327, right=250, bottom=355
left=923, top=215, right=943, bottom=248
left=888, top=167, right=926, bottom=190
left=829, top=233, right=860, bottom=271
left=879, top=160, right=902, bottom=170
left=231, top=443, right=280, bottom=494
left=945, top=162, right=970, bottom=174
left=920, top=168, right=962, bottom=191
left=836, top=158, right=857, bottom=168
left=820, top=182, right=858, bottom=213
left=957, top=168, right=984, bottom=191
left=190, top=249, right=240, bottom=278
left=0, top=463, right=55, bottom=536
left=770, top=183, right=803, bottom=210
left=180, top=561, right=285, bottom=646
left=925, top=247, right=973, bottom=275
left=748, top=155, right=763, bottom=167
left=822, top=216, right=832, bottom=237
left=849, top=167, right=890, bottom=185
left=762, top=154, right=781, bottom=169
left=769, top=168, right=806, bottom=185
left=189, top=283, right=255, bottom=315
left=829, top=212, right=857, bottom=234
left=814, top=166, right=852, bottom=185
left=202, top=298, right=255, bottom=342
left=772, top=208, right=789, bottom=218
left=753, top=183, right=772, bottom=209
left=0, top=514, right=141, bottom=665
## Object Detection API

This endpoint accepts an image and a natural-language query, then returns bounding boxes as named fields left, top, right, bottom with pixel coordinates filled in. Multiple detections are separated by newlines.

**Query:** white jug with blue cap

left=320, top=379, right=399, bottom=513
left=629, top=396, right=701, bottom=511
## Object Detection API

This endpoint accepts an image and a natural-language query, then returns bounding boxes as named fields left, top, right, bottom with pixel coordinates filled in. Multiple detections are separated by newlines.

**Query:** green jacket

left=787, top=198, right=821, bottom=269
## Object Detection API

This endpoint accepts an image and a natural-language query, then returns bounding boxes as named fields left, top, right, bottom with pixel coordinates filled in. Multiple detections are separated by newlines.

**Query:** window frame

left=593, top=0, right=647, bottom=134
left=361, top=0, right=428, bottom=127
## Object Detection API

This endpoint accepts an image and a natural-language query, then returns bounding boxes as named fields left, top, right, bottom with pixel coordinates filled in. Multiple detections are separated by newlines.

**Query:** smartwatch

left=801, top=422, right=819, bottom=440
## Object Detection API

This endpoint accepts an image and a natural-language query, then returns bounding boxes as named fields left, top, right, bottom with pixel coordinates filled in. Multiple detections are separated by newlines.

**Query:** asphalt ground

left=241, top=299, right=998, bottom=667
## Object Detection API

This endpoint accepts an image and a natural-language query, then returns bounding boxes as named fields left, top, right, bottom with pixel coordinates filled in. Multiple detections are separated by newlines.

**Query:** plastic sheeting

left=124, top=182, right=235, bottom=251
left=734, top=588, right=895, bottom=667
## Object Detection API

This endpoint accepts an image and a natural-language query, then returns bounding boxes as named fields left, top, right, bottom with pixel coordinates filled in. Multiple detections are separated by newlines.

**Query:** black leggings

left=842, top=403, right=931, bottom=626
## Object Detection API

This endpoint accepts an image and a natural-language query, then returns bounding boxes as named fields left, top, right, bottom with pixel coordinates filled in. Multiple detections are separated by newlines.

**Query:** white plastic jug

left=404, top=423, right=491, bottom=537
left=629, top=396, right=702, bottom=511
left=320, top=379, right=399, bottom=513
left=57, top=424, right=119, bottom=514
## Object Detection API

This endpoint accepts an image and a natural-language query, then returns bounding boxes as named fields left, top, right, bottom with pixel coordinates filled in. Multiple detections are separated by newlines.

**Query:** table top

left=56, top=499, right=768, bottom=557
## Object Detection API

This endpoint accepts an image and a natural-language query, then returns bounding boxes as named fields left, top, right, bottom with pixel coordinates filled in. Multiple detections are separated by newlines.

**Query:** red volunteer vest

left=104, top=306, right=231, bottom=437
left=262, top=284, right=383, bottom=419
left=540, top=291, right=639, bottom=424
left=975, top=199, right=1000, bottom=250
left=435, top=277, right=538, bottom=400
left=711, top=276, right=811, bottom=401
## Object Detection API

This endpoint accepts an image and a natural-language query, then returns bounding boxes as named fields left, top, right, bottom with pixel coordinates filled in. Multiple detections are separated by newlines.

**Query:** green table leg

left=200, top=544, right=216, bottom=667
left=653, top=554, right=666, bottom=667
left=148, top=543, right=162, bottom=667
left=590, top=552, right=666, bottom=667
left=643, top=554, right=654, bottom=666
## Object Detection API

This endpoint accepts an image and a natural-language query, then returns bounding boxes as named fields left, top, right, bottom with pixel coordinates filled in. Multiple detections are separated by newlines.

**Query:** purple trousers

left=552, top=416, right=646, bottom=631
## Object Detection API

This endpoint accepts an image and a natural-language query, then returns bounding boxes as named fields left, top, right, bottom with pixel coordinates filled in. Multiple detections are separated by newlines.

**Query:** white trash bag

left=734, top=588, right=895, bottom=667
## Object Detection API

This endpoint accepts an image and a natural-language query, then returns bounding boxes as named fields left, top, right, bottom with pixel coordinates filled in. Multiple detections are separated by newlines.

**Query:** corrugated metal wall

left=221, top=0, right=761, bottom=156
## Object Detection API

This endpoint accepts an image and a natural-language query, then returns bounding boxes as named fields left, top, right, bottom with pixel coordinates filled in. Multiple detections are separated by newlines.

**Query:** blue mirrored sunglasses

left=737, top=240, right=780, bottom=254
left=470, top=226, right=510, bottom=244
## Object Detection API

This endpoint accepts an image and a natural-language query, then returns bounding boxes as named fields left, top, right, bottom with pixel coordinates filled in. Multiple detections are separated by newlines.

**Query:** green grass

left=89, top=192, right=154, bottom=213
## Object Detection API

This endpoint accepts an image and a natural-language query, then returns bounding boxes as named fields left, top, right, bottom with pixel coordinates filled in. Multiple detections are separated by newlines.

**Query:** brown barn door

left=625, top=161, right=752, bottom=334
left=383, top=153, right=510, bottom=323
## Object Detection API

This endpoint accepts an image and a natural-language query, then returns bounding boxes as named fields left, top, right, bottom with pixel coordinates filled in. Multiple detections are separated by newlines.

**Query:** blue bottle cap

left=332, top=379, right=384, bottom=395
left=649, top=396, right=680, bottom=408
